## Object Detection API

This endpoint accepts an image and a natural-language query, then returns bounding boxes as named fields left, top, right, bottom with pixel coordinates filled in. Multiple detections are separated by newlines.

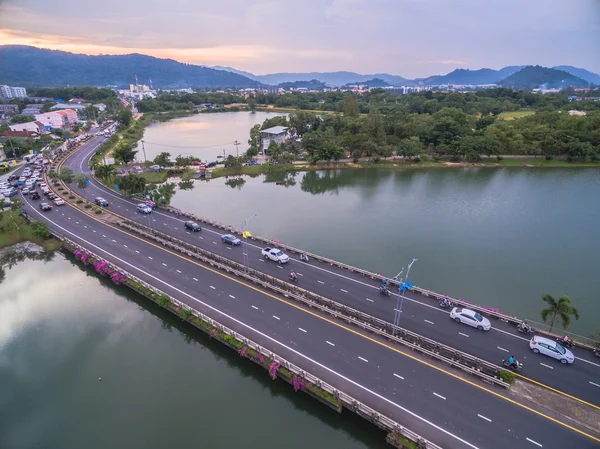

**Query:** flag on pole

left=242, top=231, right=251, bottom=239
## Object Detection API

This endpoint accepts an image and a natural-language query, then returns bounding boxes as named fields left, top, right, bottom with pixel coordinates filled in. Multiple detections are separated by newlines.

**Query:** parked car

left=53, top=198, right=65, bottom=206
left=449, top=307, right=491, bottom=331
left=529, top=336, right=574, bottom=364
left=221, top=234, right=241, bottom=246
left=184, top=221, right=202, bottom=232
left=95, top=197, right=109, bottom=207
left=137, top=203, right=152, bottom=214
left=261, top=247, right=290, bottom=263
left=39, top=202, right=52, bottom=211
left=30, top=191, right=40, bottom=200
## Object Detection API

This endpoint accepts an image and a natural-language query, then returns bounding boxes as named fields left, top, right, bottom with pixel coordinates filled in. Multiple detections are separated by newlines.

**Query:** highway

left=62, top=135, right=600, bottom=408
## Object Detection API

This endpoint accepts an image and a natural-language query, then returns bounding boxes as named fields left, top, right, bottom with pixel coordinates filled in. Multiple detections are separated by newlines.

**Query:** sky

left=0, top=0, right=599, bottom=78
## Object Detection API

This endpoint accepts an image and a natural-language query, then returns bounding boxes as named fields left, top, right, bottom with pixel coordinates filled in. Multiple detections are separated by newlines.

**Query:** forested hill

left=0, top=46, right=257, bottom=88
left=499, top=66, right=590, bottom=90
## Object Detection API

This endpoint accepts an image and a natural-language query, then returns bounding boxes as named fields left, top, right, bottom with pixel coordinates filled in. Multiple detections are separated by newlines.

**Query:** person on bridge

left=300, top=253, right=309, bottom=262
left=290, top=271, right=297, bottom=281
left=508, top=355, right=518, bottom=369
left=518, top=321, right=531, bottom=333
left=561, top=335, right=573, bottom=346
left=441, top=296, right=451, bottom=308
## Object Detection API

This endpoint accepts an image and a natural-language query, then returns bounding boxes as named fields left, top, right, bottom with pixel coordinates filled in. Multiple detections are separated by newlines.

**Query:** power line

left=141, top=140, right=235, bottom=149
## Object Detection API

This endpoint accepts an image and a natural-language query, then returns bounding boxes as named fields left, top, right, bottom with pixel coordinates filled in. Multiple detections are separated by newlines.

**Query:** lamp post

left=391, top=257, right=418, bottom=335
left=241, top=213, right=257, bottom=272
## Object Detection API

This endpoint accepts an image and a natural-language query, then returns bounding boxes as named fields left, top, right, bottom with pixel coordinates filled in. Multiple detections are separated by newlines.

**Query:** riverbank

left=0, top=209, right=62, bottom=251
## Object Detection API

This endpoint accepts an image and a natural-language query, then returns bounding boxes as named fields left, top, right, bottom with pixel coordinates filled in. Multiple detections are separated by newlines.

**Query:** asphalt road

left=61, top=135, right=600, bottom=408
left=16, top=172, right=600, bottom=449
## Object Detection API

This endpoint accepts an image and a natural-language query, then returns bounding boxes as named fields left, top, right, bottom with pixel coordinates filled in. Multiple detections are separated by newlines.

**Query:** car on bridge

left=137, top=203, right=152, bottom=214
left=262, top=247, right=289, bottom=264
left=30, top=191, right=40, bottom=200
left=449, top=307, right=491, bottom=331
left=184, top=221, right=202, bottom=232
left=53, top=198, right=65, bottom=206
left=95, top=197, right=109, bottom=207
left=221, top=234, right=241, bottom=246
left=529, top=335, right=574, bottom=364
left=39, top=202, right=52, bottom=211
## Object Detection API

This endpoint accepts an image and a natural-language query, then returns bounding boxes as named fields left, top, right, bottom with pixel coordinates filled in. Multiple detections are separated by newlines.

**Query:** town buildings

left=260, top=126, right=288, bottom=154
left=35, top=109, right=78, bottom=129
left=0, top=85, right=27, bottom=99
left=8, top=121, right=45, bottom=134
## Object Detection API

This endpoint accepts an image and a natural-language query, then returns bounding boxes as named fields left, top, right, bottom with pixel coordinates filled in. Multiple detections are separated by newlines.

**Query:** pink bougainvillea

left=239, top=346, right=248, bottom=358
left=210, top=329, right=218, bottom=339
left=268, top=361, right=281, bottom=380
left=110, top=272, right=126, bottom=285
left=253, top=354, right=266, bottom=364
left=93, top=261, right=109, bottom=276
left=73, top=249, right=82, bottom=259
left=80, top=253, right=91, bottom=265
left=292, top=376, right=305, bottom=392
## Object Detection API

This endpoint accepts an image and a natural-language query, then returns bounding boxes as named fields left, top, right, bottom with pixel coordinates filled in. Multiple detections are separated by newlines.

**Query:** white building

left=9, top=121, right=45, bottom=134
left=35, top=109, right=78, bottom=129
left=0, top=85, right=27, bottom=99
left=260, top=126, right=288, bottom=155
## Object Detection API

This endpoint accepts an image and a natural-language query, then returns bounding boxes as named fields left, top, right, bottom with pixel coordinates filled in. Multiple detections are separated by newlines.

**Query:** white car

left=137, top=203, right=152, bottom=214
left=53, top=198, right=65, bottom=206
left=40, top=183, right=47, bottom=189
left=261, top=247, right=290, bottom=264
left=449, top=307, right=491, bottom=331
left=529, top=336, right=574, bottom=364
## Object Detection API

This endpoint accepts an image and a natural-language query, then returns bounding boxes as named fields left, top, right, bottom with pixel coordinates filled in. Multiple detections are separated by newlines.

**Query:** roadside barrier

left=118, top=219, right=510, bottom=389
left=60, top=235, right=441, bottom=449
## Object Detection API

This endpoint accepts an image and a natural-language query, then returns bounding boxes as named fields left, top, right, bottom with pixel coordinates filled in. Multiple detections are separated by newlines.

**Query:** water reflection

left=224, top=176, right=246, bottom=189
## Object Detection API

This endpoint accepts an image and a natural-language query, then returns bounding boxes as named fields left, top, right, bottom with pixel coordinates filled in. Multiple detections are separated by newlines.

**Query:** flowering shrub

left=110, top=272, right=126, bottom=285
left=93, top=261, right=110, bottom=276
left=268, top=361, right=281, bottom=380
left=73, top=249, right=82, bottom=259
left=253, top=354, right=266, bottom=364
left=292, top=376, right=305, bottom=392
left=80, top=253, right=91, bottom=265
left=239, top=346, right=248, bottom=358
left=210, top=329, right=218, bottom=339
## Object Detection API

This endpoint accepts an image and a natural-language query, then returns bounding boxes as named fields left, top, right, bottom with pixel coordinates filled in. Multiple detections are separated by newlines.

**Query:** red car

left=39, top=202, right=53, bottom=211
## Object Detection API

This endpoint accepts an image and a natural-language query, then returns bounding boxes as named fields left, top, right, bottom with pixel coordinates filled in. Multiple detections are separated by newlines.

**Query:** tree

left=74, top=173, right=89, bottom=198
left=288, top=111, right=316, bottom=138
left=118, top=108, right=133, bottom=127
left=153, top=152, right=172, bottom=167
left=30, top=221, right=51, bottom=240
left=247, top=96, right=257, bottom=112
left=59, top=166, right=75, bottom=184
left=118, top=174, right=146, bottom=194
left=261, top=116, right=288, bottom=130
left=151, top=182, right=176, bottom=205
left=9, top=114, right=35, bottom=124
left=247, top=124, right=261, bottom=157
left=113, top=141, right=137, bottom=164
left=540, top=294, right=580, bottom=332
left=95, top=164, right=116, bottom=180
left=396, top=137, right=423, bottom=160
left=340, top=96, right=360, bottom=118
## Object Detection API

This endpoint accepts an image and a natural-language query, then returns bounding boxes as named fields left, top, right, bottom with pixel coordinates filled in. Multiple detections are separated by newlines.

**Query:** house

left=22, top=107, right=43, bottom=115
left=9, top=121, right=45, bottom=134
left=69, top=98, right=86, bottom=104
left=93, top=103, right=107, bottom=112
left=0, top=104, right=19, bottom=117
left=35, top=109, right=78, bottom=129
left=2, top=130, right=40, bottom=139
left=260, top=126, right=289, bottom=155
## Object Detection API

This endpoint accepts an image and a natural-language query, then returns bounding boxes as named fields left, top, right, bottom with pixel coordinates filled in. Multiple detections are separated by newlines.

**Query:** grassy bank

left=0, top=209, right=63, bottom=251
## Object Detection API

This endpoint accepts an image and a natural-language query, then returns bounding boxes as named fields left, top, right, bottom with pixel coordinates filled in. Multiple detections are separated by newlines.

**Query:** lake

left=142, top=113, right=600, bottom=336
left=0, top=252, right=386, bottom=449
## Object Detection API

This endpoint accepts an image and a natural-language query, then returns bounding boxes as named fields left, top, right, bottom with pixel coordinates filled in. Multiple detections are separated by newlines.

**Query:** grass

left=0, top=210, right=62, bottom=251
left=498, top=110, right=535, bottom=120
left=477, top=157, right=600, bottom=168
left=140, top=170, right=169, bottom=183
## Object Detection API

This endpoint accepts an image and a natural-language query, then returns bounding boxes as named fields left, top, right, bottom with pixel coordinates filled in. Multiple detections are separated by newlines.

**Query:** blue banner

left=399, top=284, right=407, bottom=291
left=405, top=280, right=414, bottom=289
left=115, top=184, right=119, bottom=190
left=85, top=179, right=91, bottom=185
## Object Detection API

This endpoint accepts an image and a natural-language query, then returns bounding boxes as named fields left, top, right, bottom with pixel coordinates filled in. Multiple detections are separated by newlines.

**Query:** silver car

left=529, top=336, right=574, bottom=364
left=449, top=307, right=491, bottom=331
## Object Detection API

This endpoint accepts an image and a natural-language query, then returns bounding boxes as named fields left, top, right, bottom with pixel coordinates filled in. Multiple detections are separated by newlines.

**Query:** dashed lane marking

left=193, top=277, right=198, bottom=281
left=590, top=382, right=600, bottom=388
left=318, top=280, right=325, bottom=284
left=341, top=289, right=348, bottom=293
left=366, top=298, right=374, bottom=302
left=497, top=346, right=509, bottom=352
left=433, top=392, right=446, bottom=400
left=477, top=414, right=491, bottom=423
left=299, top=328, right=307, bottom=333
left=424, top=319, right=434, bottom=325
left=326, top=341, right=335, bottom=346
left=526, top=438, right=542, bottom=447
left=459, top=332, right=470, bottom=338
left=210, top=286, right=215, bottom=289
left=540, top=363, right=554, bottom=370
left=162, top=263, right=167, bottom=267
left=358, top=356, right=368, bottom=363
left=229, top=295, right=235, bottom=299
left=393, top=373, right=404, bottom=380
left=176, top=269, right=182, bottom=273
left=252, top=305, right=258, bottom=310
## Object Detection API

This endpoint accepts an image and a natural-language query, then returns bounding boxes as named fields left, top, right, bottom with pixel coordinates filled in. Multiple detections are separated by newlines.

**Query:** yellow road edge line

left=55, top=152, right=600, bottom=443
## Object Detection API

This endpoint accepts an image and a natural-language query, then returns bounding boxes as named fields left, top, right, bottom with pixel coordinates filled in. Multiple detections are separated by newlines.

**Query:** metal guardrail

left=118, top=219, right=509, bottom=388
left=60, top=235, right=441, bottom=449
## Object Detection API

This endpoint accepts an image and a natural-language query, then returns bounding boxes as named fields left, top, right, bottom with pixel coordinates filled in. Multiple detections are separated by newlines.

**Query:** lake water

left=141, top=113, right=600, bottom=336
left=0, top=253, right=386, bottom=449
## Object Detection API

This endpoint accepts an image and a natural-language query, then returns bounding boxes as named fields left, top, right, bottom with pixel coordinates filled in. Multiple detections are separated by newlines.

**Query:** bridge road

left=17, top=183, right=600, bottom=449
left=61, top=137, right=600, bottom=407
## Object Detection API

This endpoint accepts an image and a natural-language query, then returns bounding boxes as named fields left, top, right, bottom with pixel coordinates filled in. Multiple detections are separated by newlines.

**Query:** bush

left=76, top=199, right=83, bottom=204
left=545, top=155, right=554, bottom=160
left=496, top=155, right=504, bottom=161
left=95, top=209, right=102, bottom=214
left=497, top=369, right=516, bottom=384
left=68, top=195, right=75, bottom=199
left=84, top=204, right=92, bottom=209
left=466, top=151, right=481, bottom=163
left=30, top=221, right=52, bottom=240
left=373, top=156, right=381, bottom=163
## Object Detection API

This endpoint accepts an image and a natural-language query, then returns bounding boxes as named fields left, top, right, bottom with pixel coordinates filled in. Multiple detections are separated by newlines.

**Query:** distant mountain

left=0, top=46, right=257, bottom=88
left=415, top=66, right=525, bottom=86
left=499, top=65, right=589, bottom=89
left=344, top=78, right=390, bottom=88
left=277, top=79, right=327, bottom=90
left=552, top=66, right=600, bottom=85
left=211, top=66, right=259, bottom=81
left=237, top=71, right=411, bottom=87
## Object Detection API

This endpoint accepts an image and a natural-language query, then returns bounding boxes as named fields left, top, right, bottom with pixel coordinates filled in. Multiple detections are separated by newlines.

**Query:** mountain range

left=0, top=45, right=598, bottom=90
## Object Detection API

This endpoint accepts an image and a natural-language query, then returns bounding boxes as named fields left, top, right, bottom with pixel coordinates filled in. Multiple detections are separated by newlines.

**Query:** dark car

left=221, top=234, right=241, bottom=246
left=6, top=188, right=19, bottom=197
left=184, top=221, right=202, bottom=232
left=95, top=197, right=109, bottom=207
left=30, top=191, right=40, bottom=200
left=39, top=202, right=52, bottom=211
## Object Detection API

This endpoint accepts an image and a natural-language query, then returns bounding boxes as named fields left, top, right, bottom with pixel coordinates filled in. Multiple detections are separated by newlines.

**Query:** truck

left=261, top=247, right=290, bottom=264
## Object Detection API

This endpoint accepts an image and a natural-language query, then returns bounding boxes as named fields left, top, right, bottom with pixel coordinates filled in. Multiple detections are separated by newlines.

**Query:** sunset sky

left=0, top=0, right=599, bottom=77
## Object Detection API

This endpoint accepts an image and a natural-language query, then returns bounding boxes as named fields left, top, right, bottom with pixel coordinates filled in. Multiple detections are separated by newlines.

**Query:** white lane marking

left=163, top=223, right=167, bottom=226
left=393, top=373, right=404, bottom=380
left=459, top=332, right=470, bottom=338
left=259, top=259, right=264, bottom=262
left=277, top=265, right=283, bottom=269
left=424, top=320, right=434, bottom=325
left=135, top=250, right=139, bottom=254
left=93, top=230, right=96, bottom=232
left=540, top=363, right=554, bottom=370
left=477, top=414, right=491, bottom=423
left=148, top=256, right=153, bottom=260
left=273, top=315, right=280, bottom=320
left=186, top=232, right=190, bottom=235
left=326, top=341, right=335, bottom=346
left=68, top=217, right=71, bottom=220
left=102, top=234, right=106, bottom=237
left=112, top=239, right=116, bottom=242
left=84, top=225, right=87, bottom=228
left=252, top=305, right=258, bottom=310
left=123, top=244, right=128, bottom=248
left=193, top=277, right=198, bottom=281
left=318, top=280, right=325, bottom=284
left=199, top=236, right=204, bottom=239
left=210, top=286, right=215, bottom=289
left=38, top=194, right=481, bottom=449
left=366, top=298, right=374, bottom=302
left=497, top=346, right=509, bottom=352
left=297, top=273, right=303, bottom=276
left=358, top=356, right=368, bottom=363
left=341, top=289, right=348, bottom=293
left=589, top=381, right=600, bottom=388
left=298, top=328, right=307, bottom=333
left=229, top=295, right=235, bottom=299
left=212, top=241, right=217, bottom=244
left=162, top=263, right=167, bottom=267
left=176, top=269, right=182, bottom=273
left=433, top=392, right=446, bottom=400
left=227, top=247, right=231, bottom=250
left=526, top=437, right=543, bottom=447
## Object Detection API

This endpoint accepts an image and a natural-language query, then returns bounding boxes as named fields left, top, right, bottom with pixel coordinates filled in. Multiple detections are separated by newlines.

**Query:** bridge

left=11, top=132, right=600, bottom=449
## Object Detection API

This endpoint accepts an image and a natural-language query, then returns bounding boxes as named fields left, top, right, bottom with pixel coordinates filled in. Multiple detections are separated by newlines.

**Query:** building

left=93, top=103, right=107, bottom=112
left=260, top=126, right=288, bottom=155
left=0, top=104, right=19, bottom=117
left=35, top=109, right=78, bottom=129
left=51, top=103, right=88, bottom=111
left=0, top=85, right=27, bottom=99
left=9, top=121, right=45, bottom=134
left=2, top=130, right=40, bottom=139
left=22, top=107, right=43, bottom=115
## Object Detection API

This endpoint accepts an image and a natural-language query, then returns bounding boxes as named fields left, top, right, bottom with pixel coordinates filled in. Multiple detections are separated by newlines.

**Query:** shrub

left=68, top=195, right=76, bottom=199
left=95, top=209, right=102, bottom=214
left=497, top=369, right=516, bottom=384
left=545, top=155, right=554, bottom=160
left=30, top=221, right=51, bottom=239
left=466, top=151, right=481, bottom=163
left=84, top=204, right=92, bottom=209
left=373, top=156, right=381, bottom=163
left=76, top=199, right=83, bottom=204
left=496, top=155, right=504, bottom=161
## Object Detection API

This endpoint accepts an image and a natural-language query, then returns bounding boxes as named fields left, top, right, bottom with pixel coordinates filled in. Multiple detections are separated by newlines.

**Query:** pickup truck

left=261, top=247, right=289, bottom=264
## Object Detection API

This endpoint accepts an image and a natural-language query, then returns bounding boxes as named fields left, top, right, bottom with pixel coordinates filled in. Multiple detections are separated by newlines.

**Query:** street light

left=391, top=257, right=418, bottom=335
left=241, top=213, right=257, bottom=272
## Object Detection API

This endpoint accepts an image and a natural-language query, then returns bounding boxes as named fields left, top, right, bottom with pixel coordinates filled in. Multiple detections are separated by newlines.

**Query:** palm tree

left=540, top=294, right=579, bottom=332
left=95, top=164, right=116, bottom=180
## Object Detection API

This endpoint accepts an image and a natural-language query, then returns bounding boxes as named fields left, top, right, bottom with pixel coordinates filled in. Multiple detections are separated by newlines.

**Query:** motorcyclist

left=380, top=284, right=388, bottom=294
left=441, top=295, right=451, bottom=307
left=300, top=253, right=309, bottom=262
left=561, top=335, right=572, bottom=346
left=508, top=355, right=518, bottom=369
left=289, top=271, right=297, bottom=281
left=518, top=321, right=531, bottom=333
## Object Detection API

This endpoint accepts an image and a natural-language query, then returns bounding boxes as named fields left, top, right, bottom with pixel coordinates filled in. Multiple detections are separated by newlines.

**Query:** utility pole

left=391, top=257, right=418, bottom=335
left=241, top=214, right=257, bottom=272
left=233, top=140, right=240, bottom=158
left=141, top=140, right=147, bottom=163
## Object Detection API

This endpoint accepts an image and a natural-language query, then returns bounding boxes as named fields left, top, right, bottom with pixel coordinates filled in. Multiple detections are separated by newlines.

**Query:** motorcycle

left=517, top=325, right=534, bottom=335
left=594, top=349, right=600, bottom=358
left=556, top=337, right=576, bottom=349
left=380, top=287, right=390, bottom=296
left=288, top=275, right=298, bottom=283
left=502, top=359, right=523, bottom=372
left=439, top=300, right=453, bottom=309
left=299, top=254, right=310, bottom=263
